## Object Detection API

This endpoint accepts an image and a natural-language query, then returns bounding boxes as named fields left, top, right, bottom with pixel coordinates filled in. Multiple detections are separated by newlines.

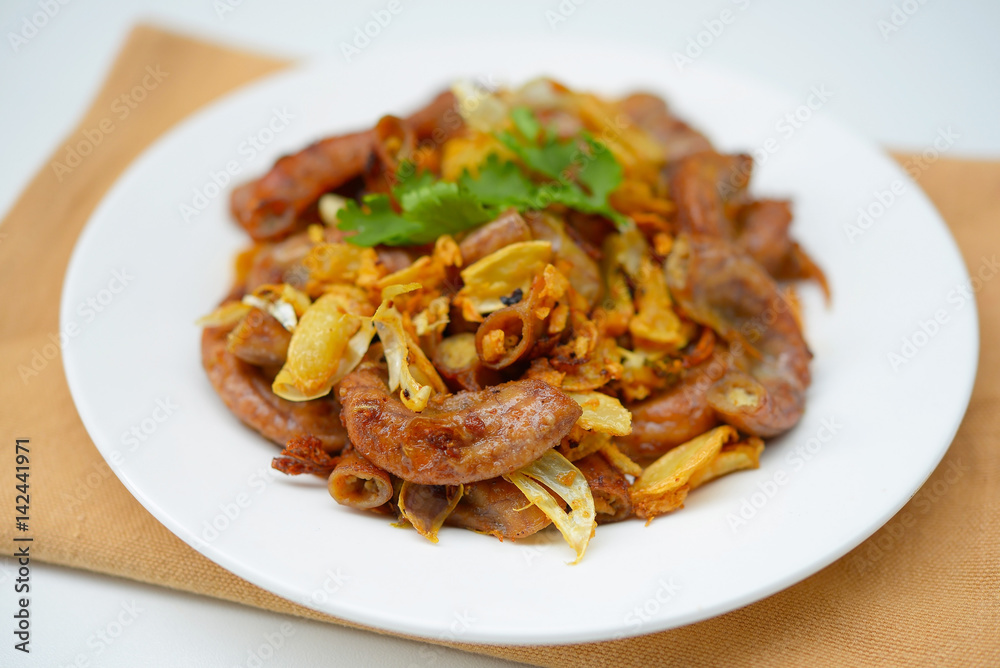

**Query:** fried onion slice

left=504, top=450, right=596, bottom=564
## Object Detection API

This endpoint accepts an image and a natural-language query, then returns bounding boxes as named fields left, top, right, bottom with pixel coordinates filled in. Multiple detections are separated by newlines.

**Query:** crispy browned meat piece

left=328, top=448, right=394, bottom=510
left=242, top=231, right=316, bottom=292
left=374, top=246, right=415, bottom=275
left=231, top=91, right=462, bottom=242
left=474, top=270, right=566, bottom=371
left=575, top=453, right=633, bottom=523
left=619, top=355, right=723, bottom=462
left=201, top=325, right=348, bottom=453
left=458, top=209, right=532, bottom=264
left=240, top=226, right=352, bottom=295
left=271, top=435, right=339, bottom=476
left=397, top=482, right=462, bottom=541
left=231, top=130, right=374, bottom=242
left=475, top=297, right=542, bottom=370
left=364, top=115, right=416, bottom=195
left=445, top=477, right=551, bottom=539
left=432, top=333, right=501, bottom=392
left=734, top=200, right=830, bottom=297
left=227, top=307, right=291, bottom=368
left=669, top=151, right=753, bottom=237
left=666, top=234, right=811, bottom=437
left=401, top=90, right=463, bottom=139
left=526, top=212, right=601, bottom=307
left=668, top=154, right=828, bottom=294
left=618, top=93, right=712, bottom=161
left=338, top=362, right=582, bottom=485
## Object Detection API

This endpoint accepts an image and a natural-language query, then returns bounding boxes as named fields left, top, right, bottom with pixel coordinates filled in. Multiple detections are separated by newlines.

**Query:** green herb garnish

left=337, top=107, right=625, bottom=246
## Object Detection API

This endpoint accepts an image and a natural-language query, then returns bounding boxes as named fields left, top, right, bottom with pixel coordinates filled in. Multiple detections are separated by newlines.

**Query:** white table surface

left=2, top=1, right=997, bottom=666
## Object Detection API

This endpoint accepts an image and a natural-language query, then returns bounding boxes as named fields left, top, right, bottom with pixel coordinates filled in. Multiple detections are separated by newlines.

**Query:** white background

left=1, top=1, right=997, bottom=666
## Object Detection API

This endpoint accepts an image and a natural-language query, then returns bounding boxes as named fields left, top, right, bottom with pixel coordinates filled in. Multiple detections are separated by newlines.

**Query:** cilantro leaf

left=392, top=167, right=435, bottom=200
left=458, top=154, right=536, bottom=208
left=399, top=182, right=494, bottom=244
left=497, top=128, right=578, bottom=181
left=577, top=137, right=624, bottom=206
left=336, top=195, right=419, bottom=247
left=336, top=107, right=627, bottom=246
left=495, top=108, right=625, bottom=225
left=338, top=182, right=494, bottom=247
left=510, top=106, right=542, bottom=143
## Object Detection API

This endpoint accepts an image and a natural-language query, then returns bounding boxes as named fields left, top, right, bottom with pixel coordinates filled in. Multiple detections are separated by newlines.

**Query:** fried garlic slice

left=566, top=391, right=633, bottom=437
left=630, top=425, right=739, bottom=520
left=455, top=240, right=552, bottom=318
left=688, top=437, right=765, bottom=490
left=272, top=292, right=374, bottom=401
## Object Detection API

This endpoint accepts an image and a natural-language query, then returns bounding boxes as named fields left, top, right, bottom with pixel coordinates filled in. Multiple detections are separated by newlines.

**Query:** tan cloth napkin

left=1, top=25, right=998, bottom=667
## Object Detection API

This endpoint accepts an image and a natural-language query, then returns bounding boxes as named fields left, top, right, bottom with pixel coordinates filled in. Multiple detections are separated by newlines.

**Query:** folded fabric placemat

left=1, top=24, right=997, bottom=667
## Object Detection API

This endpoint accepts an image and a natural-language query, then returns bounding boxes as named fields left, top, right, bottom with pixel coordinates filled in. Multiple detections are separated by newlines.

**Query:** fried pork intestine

left=203, top=81, right=827, bottom=559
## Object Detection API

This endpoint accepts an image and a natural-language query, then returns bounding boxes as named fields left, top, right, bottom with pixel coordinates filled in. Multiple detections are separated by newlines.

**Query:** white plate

left=61, top=43, right=978, bottom=645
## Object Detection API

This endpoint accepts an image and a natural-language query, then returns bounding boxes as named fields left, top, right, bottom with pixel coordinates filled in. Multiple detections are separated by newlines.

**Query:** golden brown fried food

left=445, top=477, right=551, bottom=539
left=203, top=81, right=828, bottom=558
left=734, top=200, right=830, bottom=297
left=231, top=91, right=461, bottom=242
left=474, top=296, right=543, bottom=370
left=271, top=435, right=339, bottom=476
left=575, top=453, right=633, bottom=523
left=669, top=151, right=752, bottom=237
left=338, top=362, right=582, bottom=484
left=231, top=130, right=374, bottom=242
left=328, top=448, right=394, bottom=510
left=432, top=333, right=501, bottom=392
left=397, top=482, right=463, bottom=542
left=458, top=209, right=532, bottom=264
left=201, top=325, right=347, bottom=453
left=227, top=307, right=291, bottom=368
left=666, top=234, right=811, bottom=437
left=618, top=353, right=723, bottom=462
left=618, top=92, right=712, bottom=162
